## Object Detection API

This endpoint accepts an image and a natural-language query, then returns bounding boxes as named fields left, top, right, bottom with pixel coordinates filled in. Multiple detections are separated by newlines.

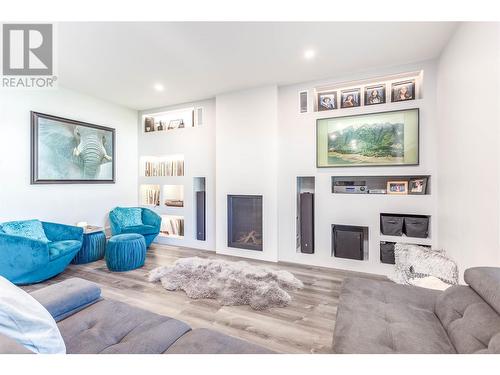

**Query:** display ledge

left=379, top=234, right=432, bottom=246
left=314, top=98, right=424, bottom=115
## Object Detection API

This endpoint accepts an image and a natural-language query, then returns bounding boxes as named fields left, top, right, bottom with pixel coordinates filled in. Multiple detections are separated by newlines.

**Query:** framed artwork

left=409, top=177, right=428, bottom=195
left=316, top=108, right=419, bottom=168
left=391, top=80, right=416, bottom=102
left=317, top=91, right=337, bottom=111
left=340, top=88, right=361, bottom=108
left=364, top=84, right=386, bottom=106
left=387, top=181, right=408, bottom=195
left=31, top=112, right=115, bottom=184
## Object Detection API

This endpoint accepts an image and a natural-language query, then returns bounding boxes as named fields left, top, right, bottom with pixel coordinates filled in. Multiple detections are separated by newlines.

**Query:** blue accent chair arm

left=42, top=222, right=83, bottom=242
left=109, top=210, right=122, bottom=235
left=0, top=233, right=49, bottom=276
left=142, top=208, right=161, bottom=231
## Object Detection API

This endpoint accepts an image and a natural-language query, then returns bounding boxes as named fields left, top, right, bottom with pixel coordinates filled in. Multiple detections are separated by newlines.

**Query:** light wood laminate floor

left=24, top=244, right=385, bottom=353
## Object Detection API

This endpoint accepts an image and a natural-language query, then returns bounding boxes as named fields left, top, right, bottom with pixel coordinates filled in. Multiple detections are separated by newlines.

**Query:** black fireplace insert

left=227, top=195, right=263, bottom=251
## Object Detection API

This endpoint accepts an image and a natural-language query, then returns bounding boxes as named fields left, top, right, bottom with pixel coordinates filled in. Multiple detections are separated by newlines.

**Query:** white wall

left=0, top=87, right=138, bottom=228
left=277, top=61, right=439, bottom=275
left=215, top=86, right=279, bottom=262
left=138, top=99, right=216, bottom=251
left=437, top=22, right=500, bottom=276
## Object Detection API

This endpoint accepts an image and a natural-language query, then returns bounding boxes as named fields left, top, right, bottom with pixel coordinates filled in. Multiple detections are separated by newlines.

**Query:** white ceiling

left=57, top=22, right=458, bottom=110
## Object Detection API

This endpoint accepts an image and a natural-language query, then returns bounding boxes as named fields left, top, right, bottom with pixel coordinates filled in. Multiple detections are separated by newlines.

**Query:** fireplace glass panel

left=227, top=195, right=263, bottom=251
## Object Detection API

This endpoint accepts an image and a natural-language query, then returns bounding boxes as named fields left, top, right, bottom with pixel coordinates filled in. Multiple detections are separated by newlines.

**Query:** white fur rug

left=148, top=257, right=304, bottom=310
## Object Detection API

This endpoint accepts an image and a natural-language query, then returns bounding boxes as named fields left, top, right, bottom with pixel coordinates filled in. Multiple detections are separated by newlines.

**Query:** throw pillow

left=0, top=276, right=66, bottom=354
left=113, top=207, right=143, bottom=227
left=1, top=219, right=49, bottom=243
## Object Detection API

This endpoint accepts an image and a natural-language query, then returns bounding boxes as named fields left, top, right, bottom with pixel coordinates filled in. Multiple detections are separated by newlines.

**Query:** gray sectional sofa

left=0, top=278, right=272, bottom=354
left=333, top=267, right=500, bottom=354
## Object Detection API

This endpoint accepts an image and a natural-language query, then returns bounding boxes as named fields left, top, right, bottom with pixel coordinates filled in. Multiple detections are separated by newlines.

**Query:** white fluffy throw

left=390, top=243, right=459, bottom=286
left=148, top=257, right=304, bottom=310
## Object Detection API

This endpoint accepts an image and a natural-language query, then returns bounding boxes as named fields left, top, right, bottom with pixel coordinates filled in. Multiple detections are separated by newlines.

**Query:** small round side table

left=72, top=226, right=106, bottom=265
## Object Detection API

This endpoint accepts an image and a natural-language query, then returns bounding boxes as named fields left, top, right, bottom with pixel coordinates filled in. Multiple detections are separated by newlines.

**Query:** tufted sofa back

left=435, top=267, right=500, bottom=353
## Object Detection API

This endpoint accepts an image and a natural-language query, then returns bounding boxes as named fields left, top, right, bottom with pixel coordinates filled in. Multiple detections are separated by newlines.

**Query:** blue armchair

left=109, top=207, right=161, bottom=248
left=0, top=220, right=83, bottom=285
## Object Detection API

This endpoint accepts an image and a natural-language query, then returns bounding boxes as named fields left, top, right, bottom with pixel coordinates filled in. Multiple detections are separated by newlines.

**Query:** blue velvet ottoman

left=105, top=234, right=146, bottom=272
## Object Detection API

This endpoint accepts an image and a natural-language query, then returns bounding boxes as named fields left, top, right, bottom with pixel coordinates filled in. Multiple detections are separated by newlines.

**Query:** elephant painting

left=33, top=113, right=115, bottom=183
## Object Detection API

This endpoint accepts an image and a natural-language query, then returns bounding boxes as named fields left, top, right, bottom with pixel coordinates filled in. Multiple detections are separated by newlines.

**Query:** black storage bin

left=380, top=215, right=404, bottom=236
left=404, top=216, right=429, bottom=238
left=380, top=242, right=395, bottom=264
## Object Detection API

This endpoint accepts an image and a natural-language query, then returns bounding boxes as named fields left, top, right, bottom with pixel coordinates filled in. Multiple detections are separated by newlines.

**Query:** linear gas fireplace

left=227, top=195, right=263, bottom=251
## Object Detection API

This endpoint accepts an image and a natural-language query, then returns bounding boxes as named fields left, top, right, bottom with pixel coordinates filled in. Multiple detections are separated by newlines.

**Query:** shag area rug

left=148, top=257, right=304, bottom=310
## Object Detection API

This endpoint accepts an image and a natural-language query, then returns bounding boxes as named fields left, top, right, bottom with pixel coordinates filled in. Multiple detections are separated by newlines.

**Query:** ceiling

left=57, top=22, right=458, bottom=110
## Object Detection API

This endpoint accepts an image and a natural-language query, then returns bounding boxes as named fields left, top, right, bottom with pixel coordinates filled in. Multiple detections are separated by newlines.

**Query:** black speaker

left=332, top=225, right=365, bottom=260
left=196, top=191, right=206, bottom=241
left=299, top=192, right=314, bottom=254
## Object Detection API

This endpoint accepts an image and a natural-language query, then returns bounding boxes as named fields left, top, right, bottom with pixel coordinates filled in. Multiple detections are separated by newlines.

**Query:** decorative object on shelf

left=72, top=226, right=106, bottom=265
left=165, top=199, right=183, bottom=207
left=364, top=84, right=386, bottom=105
left=144, top=117, right=155, bottom=132
left=148, top=257, right=303, bottom=310
left=391, top=80, right=416, bottom=102
left=409, top=177, right=428, bottom=195
left=31, top=112, right=115, bottom=184
left=386, top=180, right=408, bottom=195
left=142, top=185, right=160, bottom=206
left=340, top=88, right=361, bottom=108
left=316, top=108, right=419, bottom=167
left=144, top=158, right=184, bottom=176
left=389, top=243, right=458, bottom=286
left=160, top=215, right=184, bottom=237
left=168, top=119, right=184, bottom=130
left=157, top=121, right=165, bottom=131
left=317, top=91, right=337, bottom=111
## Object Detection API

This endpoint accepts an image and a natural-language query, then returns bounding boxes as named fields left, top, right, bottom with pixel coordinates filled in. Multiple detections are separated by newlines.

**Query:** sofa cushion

left=464, top=267, right=500, bottom=314
left=435, top=284, right=500, bottom=353
left=31, top=278, right=102, bottom=322
left=165, top=328, right=274, bottom=354
left=48, top=240, right=82, bottom=261
left=121, top=225, right=157, bottom=236
left=333, top=277, right=455, bottom=354
left=1, top=220, right=49, bottom=243
left=57, top=299, right=191, bottom=354
left=113, top=207, right=143, bottom=227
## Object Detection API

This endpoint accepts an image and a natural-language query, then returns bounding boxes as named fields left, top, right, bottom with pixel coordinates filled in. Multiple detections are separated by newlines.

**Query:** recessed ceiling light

left=153, top=83, right=164, bottom=92
left=304, top=49, right=316, bottom=60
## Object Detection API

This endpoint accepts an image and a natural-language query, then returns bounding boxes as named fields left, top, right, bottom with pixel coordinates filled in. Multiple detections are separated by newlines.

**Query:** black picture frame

left=409, top=177, right=428, bottom=195
left=391, top=80, right=416, bottom=102
left=31, top=111, right=116, bottom=184
left=317, top=91, right=337, bottom=111
left=364, top=84, right=386, bottom=106
left=316, top=108, right=420, bottom=168
left=340, top=88, right=361, bottom=108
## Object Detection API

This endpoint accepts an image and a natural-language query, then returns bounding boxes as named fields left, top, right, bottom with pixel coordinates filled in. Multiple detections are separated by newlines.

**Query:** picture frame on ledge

left=387, top=181, right=408, bottom=195
left=316, top=108, right=419, bottom=168
left=409, top=177, right=428, bottom=195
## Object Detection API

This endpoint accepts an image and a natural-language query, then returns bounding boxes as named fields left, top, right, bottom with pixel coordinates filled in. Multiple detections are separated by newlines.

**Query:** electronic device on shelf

left=333, top=180, right=367, bottom=194
left=369, top=189, right=387, bottom=194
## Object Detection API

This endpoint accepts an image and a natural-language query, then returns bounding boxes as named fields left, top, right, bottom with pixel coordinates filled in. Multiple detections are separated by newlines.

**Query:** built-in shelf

left=163, top=184, right=184, bottom=207
left=140, top=155, right=184, bottom=177
left=379, top=234, right=432, bottom=246
left=296, top=176, right=315, bottom=254
left=140, top=184, right=160, bottom=206
left=160, top=215, right=184, bottom=239
left=143, top=107, right=195, bottom=133
left=314, top=70, right=423, bottom=112
left=332, top=175, right=431, bottom=195
left=194, top=177, right=206, bottom=241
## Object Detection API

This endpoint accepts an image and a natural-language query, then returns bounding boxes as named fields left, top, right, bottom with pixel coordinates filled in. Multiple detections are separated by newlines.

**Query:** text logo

left=3, top=24, right=53, bottom=76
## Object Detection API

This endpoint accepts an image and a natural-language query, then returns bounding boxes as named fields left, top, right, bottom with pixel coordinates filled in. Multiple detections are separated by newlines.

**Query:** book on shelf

left=144, top=159, right=184, bottom=177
